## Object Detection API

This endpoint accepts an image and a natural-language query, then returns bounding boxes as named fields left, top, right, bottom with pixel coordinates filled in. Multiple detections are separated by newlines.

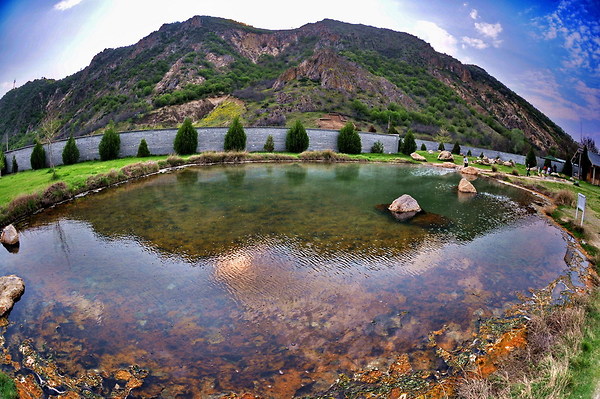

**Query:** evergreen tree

left=30, top=140, right=46, bottom=170
left=480, top=152, right=484, bottom=159
left=98, top=123, right=121, bottom=161
left=397, top=136, right=403, bottom=153
left=224, top=116, right=246, bottom=151
left=62, top=134, right=80, bottom=165
left=562, top=157, right=572, bottom=176
left=402, top=130, right=417, bottom=155
left=581, top=146, right=592, bottom=180
left=371, top=141, right=384, bottom=153
left=421, top=143, right=426, bottom=151
left=285, top=120, right=309, bottom=153
left=173, top=118, right=198, bottom=155
left=137, top=139, right=151, bottom=157
left=467, top=150, right=472, bottom=156
left=526, top=148, right=537, bottom=168
left=438, top=142, right=445, bottom=151
left=451, top=142, right=461, bottom=155
left=337, top=122, right=361, bottom=154
left=12, top=156, right=18, bottom=174
left=0, top=151, right=4, bottom=176
left=263, top=135, right=275, bottom=152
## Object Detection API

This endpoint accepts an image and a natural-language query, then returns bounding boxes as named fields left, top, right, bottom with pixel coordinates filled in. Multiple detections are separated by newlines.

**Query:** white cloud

left=462, top=36, right=488, bottom=49
left=54, top=0, right=83, bottom=11
left=474, top=22, right=503, bottom=39
left=469, top=9, right=478, bottom=20
left=516, top=70, right=597, bottom=121
left=413, top=20, right=458, bottom=55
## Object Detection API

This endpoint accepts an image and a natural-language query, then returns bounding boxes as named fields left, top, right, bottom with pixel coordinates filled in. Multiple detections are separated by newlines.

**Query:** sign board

left=575, top=193, right=586, bottom=226
left=577, top=193, right=586, bottom=211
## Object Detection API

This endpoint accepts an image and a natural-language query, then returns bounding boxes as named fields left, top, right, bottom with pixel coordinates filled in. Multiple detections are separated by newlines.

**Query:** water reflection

left=0, top=163, right=571, bottom=398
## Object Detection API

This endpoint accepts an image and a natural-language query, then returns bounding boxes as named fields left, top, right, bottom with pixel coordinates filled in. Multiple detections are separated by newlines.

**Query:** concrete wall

left=4, top=127, right=553, bottom=173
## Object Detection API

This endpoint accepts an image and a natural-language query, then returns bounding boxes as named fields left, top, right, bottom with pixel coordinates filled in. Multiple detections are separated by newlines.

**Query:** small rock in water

left=0, top=275, right=25, bottom=316
left=458, top=178, right=477, bottom=194
left=388, top=194, right=421, bottom=213
left=1, top=224, right=19, bottom=246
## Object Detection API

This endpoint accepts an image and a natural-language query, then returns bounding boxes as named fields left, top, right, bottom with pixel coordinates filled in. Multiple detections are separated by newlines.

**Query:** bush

left=554, top=189, right=575, bottom=206
left=11, top=156, right=17, bottom=174
left=526, top=148, right=537, bottom=168
left=562, top=158, right=573, bottom=176
left=0, top=371, right=17, bottom=399
left=41, top=182, right=70, bottom=206
left=337, top=122, right=361, bottom=154
left=173, top=118, right=198, bottom=155
left=438, top=142, right=445, bottom=151
left=467, top=149, right=472, bottom=156
left=298, top=150, right=350, bottom=161
left=166, top=155, right=185, bottom=167
left=263, top=135, right=275, bottom=152
left=402, top=130, right=417, bottom=155
left=491, top=165, right=498, bottom=172
left=451, top=142, right=461, bottom=155
left=389, top=125, right=398, bottom=135
left=480, top=152, right=484, bottom=158
left=397, top=137, right=403, bottom=153
left=30, top=140, right=46, bottom=170
left=285, top=120, right=309, bottom=153
left=371, top=141, right=384, bottom=153
left=62, top=134, right=80, bottom=165
left=98, top=123, right=121, bottom=161
left=421, top=143, right=426, bottom=151
left=511, top=168, right=519, bottom=176
left=137, top=139, right=151, bottom=157
left=368, top=125, right=377, bottom=133
left=224, top=116, right=246, bottom=151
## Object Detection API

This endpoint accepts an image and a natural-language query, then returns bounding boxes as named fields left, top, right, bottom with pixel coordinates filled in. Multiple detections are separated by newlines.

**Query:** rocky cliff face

left=0, top=16, right=576, bottom=155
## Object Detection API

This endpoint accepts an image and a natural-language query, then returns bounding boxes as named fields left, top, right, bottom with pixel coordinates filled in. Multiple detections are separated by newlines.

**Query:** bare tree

left=581, top=136, right=598, bottom=154
left=39, top=119, right=61, bottom=169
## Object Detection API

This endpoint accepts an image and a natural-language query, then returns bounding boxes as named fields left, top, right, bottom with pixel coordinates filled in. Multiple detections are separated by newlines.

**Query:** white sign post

left=575, top=193, right=586, bottom=226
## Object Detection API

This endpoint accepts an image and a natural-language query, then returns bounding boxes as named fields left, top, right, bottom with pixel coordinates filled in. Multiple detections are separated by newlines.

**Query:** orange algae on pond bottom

left=474, top=327, right=528, bottom=377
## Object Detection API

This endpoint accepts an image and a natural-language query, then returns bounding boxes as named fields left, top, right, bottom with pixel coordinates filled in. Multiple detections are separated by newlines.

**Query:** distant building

left=572, top=148, right=600, bottom=185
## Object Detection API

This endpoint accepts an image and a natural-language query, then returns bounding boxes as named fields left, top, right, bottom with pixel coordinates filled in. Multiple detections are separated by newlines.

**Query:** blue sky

left=0, top=0, right=598, bottom=145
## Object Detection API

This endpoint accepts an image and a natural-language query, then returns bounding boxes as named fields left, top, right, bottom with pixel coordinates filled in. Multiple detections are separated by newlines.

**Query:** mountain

left=0, top=16, right=576, bottom=156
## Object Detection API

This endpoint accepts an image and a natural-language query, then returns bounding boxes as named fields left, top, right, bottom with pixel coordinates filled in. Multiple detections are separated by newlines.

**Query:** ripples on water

left=0, top=163, right=570, bottom=397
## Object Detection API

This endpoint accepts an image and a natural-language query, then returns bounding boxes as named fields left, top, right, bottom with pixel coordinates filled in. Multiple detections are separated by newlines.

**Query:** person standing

left=463, top=156, right=468, bottom=168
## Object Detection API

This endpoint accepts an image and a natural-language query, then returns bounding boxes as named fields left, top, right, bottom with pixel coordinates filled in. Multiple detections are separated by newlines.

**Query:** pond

left=0, top=163, right=574, bottom=397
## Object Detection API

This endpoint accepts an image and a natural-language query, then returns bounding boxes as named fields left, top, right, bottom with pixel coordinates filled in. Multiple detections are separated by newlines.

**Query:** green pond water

left=0, top=163, right=576, bottom=397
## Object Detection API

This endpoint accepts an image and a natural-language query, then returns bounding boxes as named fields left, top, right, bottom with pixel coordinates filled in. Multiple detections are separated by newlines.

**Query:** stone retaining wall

left=5, top=127, right=554, bottom=173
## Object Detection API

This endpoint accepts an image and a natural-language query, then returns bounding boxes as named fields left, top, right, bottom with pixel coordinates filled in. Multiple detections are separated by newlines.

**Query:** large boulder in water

left=438, top=151, right=454, bottom=161
left=0, top=275, right=24, bottom=316
left=388, top=194, right=421, bottom=213
left=1, top=225, right=18, bottom=245
left=458, top=178, right=477, bottom=193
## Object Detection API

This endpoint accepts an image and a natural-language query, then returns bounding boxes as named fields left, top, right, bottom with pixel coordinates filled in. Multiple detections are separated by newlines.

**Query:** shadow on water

left=0, top=163, right=573, bottom=398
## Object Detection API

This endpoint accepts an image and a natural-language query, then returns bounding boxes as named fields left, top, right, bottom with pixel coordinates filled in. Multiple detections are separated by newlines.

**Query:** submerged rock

left=438, top=151, right=454, bottom=161
left=410, top=152, right=426, bottom=162
left=388, top=194, right=421, bottom=213
left=458, top=178, right=477, bottom=194
left=1, top=224, right=19, bottom=245
left=0, top=275, right=25, bottom=316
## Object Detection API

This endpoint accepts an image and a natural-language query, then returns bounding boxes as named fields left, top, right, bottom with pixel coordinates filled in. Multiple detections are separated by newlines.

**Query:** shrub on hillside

left=173, top=118, right=198, bottom=155
left=264, top=135, right=275, bottom=152
left=137, top=139, right=151, bottom=157
left=402, top=130, right=417, bottom=155
left=371, top=141, right=384, bottom=153
left=30, top=141, right=46, bottom=170
left=286, top=120, right=309, bottom=153
left=98, top=123, right=121, bottom=161
left=389, top=125, right=398, bottom=135
left=337, top=122, right=361, bottom=154
left=62, top=134, right=80, bottom=165
left=368, top=125, right=377, bottom=133
left=224, top=116, right=246, bottom=151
